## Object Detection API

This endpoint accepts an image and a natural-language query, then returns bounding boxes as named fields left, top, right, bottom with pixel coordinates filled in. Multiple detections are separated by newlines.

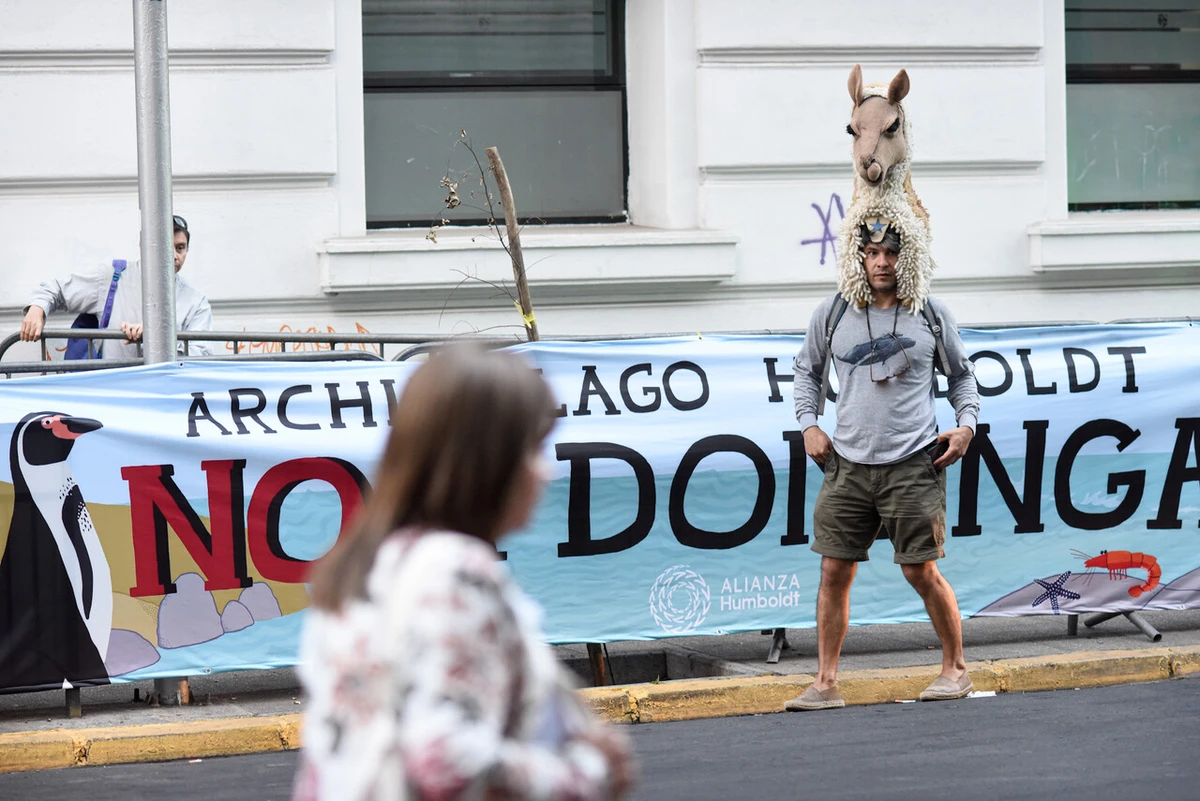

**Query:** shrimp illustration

left=1071, top=549, right=1161, bottom=597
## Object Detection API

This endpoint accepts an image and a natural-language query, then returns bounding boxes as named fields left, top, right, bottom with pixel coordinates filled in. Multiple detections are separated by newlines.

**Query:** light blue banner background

left=508, top=325, right=1200, bottom=642
left=0, top=324, right=1196, bottom=686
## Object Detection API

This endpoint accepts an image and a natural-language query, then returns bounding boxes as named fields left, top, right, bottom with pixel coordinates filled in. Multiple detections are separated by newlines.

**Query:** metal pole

left=132, top=0, right=177, bottom=364
left=1082, top=611, right=1122, bottom=628
left=587, top=643, right=610, bottom=687
left=1083, top=610, right=1162, bottom=642
left=133, top=0, right=187, bottom=706
left=765, top=627, right=789, bottom=664
left=65, top=687, right=81, bottom=719
left=1123, top=611, right=1163, bottom=643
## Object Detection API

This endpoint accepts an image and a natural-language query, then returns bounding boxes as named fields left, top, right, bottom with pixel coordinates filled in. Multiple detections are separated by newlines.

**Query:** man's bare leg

left=900, top=560, right=967, bottom=680
left=813, top=556, right=857, bottom=690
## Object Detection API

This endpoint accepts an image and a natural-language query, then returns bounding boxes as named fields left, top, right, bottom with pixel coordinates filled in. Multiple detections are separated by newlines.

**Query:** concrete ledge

left=0, top=730, right=80, bottom=773
left=318, top=225, right=739, bottom=302
left=628, top=675, right=804, bottom=723
left=1028, top=211, right=1200, bottom=274
left=0, top=715, right=303, bottom=774
left=996, top=649, right=1173, bottom=693
left=4, top=646, right=1200, bottom=772
left=581, top=686, right=636, bottom=724
left=581, top=645, right=1200, bottom=724
left=1171, top=648, right=1200, bottom=678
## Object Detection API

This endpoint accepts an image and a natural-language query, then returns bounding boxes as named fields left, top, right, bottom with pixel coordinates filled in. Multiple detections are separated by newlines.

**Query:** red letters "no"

left=121, top=458, right=367, bottom=597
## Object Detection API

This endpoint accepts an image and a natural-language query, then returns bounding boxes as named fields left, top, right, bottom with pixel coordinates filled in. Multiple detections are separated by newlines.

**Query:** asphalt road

left=3, top=677, right=1197, bottom=801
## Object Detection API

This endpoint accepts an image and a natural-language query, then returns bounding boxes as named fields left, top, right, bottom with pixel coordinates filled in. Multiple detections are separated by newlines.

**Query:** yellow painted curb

left=994, top=649, right=1173, bottom=692
left=0, top=714, right=303, bottom=774
left=580, top=686, right=635, bottom=723
left=0, top=730, right=79, bottom=773
left=581, top=646, right=1200, bottom=725
left=1170, top=645, right=1200, bottom=678
left=836, top=663, right=1006, bottom=705
left=629, top=675, right=807, bottom=723
left=5, top=645, right=1199, bottom=771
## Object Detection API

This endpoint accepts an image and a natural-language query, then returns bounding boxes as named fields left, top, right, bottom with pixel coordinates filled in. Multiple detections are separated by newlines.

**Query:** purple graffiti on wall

left=800, top=193, right=845, bottom=265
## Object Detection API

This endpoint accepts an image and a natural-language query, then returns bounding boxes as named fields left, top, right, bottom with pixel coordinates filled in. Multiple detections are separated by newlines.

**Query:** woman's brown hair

left=308, top=345, right=558, bottom=611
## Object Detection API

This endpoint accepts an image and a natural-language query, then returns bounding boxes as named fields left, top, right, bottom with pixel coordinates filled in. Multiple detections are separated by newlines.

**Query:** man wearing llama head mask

left=786, top=66, right=980, bottom=711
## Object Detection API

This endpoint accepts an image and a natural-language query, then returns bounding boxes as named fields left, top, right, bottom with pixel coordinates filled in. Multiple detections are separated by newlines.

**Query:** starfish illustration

left=1031, top=571, right=1081, bottom=615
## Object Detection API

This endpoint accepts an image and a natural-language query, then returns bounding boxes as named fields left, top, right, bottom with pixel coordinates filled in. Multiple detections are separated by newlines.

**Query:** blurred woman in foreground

left=293, top=346, right=634, bottom=801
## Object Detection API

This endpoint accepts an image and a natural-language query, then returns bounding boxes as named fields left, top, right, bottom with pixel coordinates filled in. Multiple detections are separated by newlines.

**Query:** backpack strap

left=97, top=259, right=127, bottom=329
left=816, top=293, right=850, bottom=416
left=66, top=259, right=127, bottom=360
left=920, top=301, right=952, bottom=378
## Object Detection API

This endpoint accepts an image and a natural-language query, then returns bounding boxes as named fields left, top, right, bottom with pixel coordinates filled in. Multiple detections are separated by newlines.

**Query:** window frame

left=1064, top=3, right=1200, bottom=211
left=361, top=0, right=630, bottom=229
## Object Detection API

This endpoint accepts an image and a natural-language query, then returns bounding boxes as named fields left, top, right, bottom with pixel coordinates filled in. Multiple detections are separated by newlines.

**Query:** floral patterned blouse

left=293, top=530, right=613, bottom=801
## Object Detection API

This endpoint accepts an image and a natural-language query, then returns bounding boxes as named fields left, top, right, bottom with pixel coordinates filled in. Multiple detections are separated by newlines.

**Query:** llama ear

left=888, top=69, right=910, bottom=105
left=848, top=64, right=864, bottom=107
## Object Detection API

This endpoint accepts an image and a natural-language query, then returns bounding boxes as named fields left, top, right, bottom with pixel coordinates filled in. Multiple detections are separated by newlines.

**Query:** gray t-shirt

left=793, top=295, right=980, bottom=465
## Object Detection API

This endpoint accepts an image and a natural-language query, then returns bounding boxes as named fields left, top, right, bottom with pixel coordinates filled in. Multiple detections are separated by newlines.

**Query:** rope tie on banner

left=514, top=300, right=536, bottom=328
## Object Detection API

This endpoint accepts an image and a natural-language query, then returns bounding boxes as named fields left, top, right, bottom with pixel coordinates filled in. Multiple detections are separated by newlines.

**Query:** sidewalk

left=3, top=610, right=1199, bottom=772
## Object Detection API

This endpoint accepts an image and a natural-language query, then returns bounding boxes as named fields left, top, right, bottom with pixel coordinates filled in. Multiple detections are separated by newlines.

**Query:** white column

left=333, top=0, right=367, bottom=237
left=625, top=0, right=700, bottom=229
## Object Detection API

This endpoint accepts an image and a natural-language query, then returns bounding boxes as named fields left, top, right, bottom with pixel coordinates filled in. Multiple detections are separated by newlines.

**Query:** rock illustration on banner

left=1152, top=567, right=1200, bottom=604
left=105, top=629, right=161, bottom=676
left=157, top=572, right=282, bottom=647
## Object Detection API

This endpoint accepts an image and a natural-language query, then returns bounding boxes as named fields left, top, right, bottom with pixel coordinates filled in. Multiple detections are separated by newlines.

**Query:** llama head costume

left=836, top=64, right=934, bottom=313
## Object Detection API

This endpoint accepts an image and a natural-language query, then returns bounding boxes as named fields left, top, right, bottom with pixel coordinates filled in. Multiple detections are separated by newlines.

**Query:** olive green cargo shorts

left=811, top=444, right=947, bottom=564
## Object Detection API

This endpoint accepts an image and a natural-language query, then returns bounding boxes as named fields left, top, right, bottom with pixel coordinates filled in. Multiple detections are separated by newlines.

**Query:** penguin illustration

left=0, top=411, right=111, bottom=691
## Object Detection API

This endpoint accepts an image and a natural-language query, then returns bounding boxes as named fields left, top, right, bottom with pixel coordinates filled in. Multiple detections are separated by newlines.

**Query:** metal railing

left=0, top=329, right=458, bottom=377
left=1, top=318, right=1194, bottom=378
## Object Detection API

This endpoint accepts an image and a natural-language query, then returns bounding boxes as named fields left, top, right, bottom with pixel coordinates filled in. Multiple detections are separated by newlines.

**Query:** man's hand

left=803, top=426, right=833, bottom=468
left=19, top=306, right=45, bottom=342
left=120, top=321, right=144, bottom=344
left=934, top=426, right=974, bottom=469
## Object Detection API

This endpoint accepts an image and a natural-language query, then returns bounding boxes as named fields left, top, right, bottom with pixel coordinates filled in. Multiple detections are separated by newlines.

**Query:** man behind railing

left=19, top=215, right=213, bottom=359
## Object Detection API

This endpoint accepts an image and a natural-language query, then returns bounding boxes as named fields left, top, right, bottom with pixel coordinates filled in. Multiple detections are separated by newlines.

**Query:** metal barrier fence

left=0, top=328, right=450, bottom=377
left=1, top=318, right=1194, bottom=379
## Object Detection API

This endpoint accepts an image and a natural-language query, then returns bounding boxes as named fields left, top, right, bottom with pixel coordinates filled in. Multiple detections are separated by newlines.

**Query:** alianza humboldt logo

left=648, top=565, right=711, bottom=634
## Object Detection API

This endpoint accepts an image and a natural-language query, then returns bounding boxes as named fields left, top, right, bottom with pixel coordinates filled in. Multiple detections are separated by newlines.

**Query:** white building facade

left=2, top=0, right=1197, bottom=350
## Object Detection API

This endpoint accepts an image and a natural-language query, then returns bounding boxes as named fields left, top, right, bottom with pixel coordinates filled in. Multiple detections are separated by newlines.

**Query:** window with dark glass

left=1065, top=1, right=1200, bottom=210
left=362, top=0, right=627, bottom=228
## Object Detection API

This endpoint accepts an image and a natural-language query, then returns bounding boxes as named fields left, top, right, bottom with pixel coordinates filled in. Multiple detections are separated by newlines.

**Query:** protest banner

left=1, top=324, right=1196, bottom=692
